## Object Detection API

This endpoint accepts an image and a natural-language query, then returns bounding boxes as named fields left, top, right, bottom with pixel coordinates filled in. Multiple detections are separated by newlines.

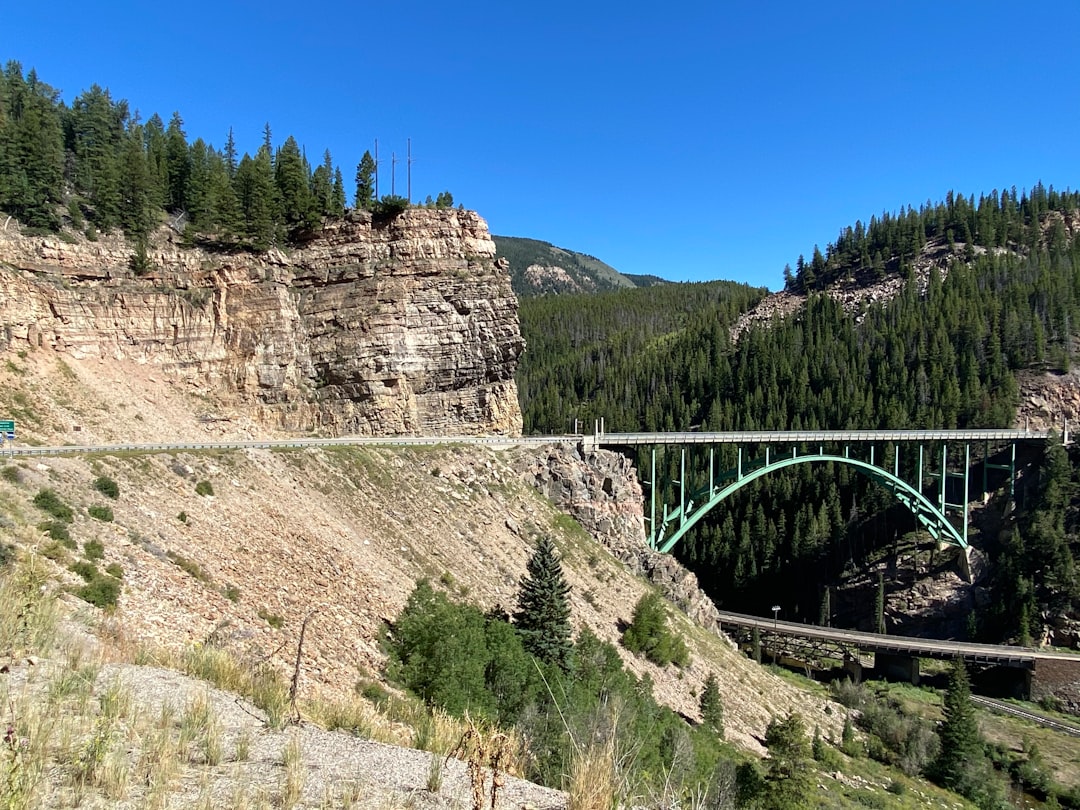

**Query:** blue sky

left=4, top=1, right=1079, bottom=289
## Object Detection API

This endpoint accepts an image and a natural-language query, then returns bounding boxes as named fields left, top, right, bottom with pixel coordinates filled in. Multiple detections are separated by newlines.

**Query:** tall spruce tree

left=932, top=658, right=985, bottom=798
left=699, top=672, right=724, bottom=735
left=355, top=150, right=376, bottom=210
left=514, top=536, right=573, bottom=672
left=762, top=712, right=813, bottom=810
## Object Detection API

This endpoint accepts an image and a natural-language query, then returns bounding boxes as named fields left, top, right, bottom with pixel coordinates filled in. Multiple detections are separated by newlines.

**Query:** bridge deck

left=596, top=429, right=1051, bottom=447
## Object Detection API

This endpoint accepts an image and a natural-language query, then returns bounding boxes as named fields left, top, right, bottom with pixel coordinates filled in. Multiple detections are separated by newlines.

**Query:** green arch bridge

left=589, top=428, right=1058, bottom=555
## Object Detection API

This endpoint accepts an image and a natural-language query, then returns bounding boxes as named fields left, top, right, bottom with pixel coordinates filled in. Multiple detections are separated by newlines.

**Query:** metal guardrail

left=0, top=428, right=1055, bottom=459
left=596, top=429, right=1054, bottom=446
left=0, top=434, right=572, bottom=459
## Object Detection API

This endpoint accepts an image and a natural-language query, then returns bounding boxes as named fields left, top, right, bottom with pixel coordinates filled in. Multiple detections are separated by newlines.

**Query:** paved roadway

left=715, top=610, right=1080, bottom=666
left=0, top=428, right=1054, bottom=459
left=0, top=434, right=569, bottom=458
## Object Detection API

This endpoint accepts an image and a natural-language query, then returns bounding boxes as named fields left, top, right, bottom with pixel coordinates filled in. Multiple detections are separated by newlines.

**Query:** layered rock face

left=0, top=209, right=524, bottom=435
left=518, top=443, right=725, bottom=634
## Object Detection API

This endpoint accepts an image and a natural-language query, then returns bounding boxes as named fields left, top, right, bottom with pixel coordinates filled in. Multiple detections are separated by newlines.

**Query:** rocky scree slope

left=0, top=209, right=524, bottom=436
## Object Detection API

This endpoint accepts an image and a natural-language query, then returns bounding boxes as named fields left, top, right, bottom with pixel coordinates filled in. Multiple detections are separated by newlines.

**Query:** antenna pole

left=391, top=152, right=397, bottom=197
left=374, top=139, right=379, bottom=200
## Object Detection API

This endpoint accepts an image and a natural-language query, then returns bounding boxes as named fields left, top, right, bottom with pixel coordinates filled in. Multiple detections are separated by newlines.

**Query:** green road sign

left=0, top=420, right=13, bottom=432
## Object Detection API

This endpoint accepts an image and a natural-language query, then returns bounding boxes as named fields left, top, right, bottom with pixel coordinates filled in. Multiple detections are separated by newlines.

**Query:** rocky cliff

left=0, top=209, right=524, bottom=436
left=517, top=443, right=726, bottom=634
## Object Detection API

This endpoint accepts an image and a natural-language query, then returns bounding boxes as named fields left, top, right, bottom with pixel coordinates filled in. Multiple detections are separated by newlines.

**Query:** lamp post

left=770, top=605, right=780, bottom=666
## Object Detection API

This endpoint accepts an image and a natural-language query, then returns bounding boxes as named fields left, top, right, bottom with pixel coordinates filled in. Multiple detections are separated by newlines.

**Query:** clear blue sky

left=4, top=1, right=1079, bottom=289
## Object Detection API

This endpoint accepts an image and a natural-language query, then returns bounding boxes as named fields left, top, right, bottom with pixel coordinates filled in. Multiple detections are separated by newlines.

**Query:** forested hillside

left=517, top=186, right=1080, bottom=643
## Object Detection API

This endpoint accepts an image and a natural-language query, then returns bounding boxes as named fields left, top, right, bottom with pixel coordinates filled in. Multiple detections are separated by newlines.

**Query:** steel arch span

left=649, top=453, right=967, bottom=554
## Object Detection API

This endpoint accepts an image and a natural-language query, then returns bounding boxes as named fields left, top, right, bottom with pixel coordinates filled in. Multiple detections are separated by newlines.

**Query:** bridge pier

left=873, top=652, right=920, bottom=685
left=957, top=545, right=972, bottom=583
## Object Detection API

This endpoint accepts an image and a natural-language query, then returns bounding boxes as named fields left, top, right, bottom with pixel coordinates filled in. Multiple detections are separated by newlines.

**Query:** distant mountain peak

left=494, top=235, right=667, bottom=296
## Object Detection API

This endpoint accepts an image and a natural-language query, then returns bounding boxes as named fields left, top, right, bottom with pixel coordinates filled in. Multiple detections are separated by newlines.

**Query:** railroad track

left=971, top=695, right=1080, bottom=737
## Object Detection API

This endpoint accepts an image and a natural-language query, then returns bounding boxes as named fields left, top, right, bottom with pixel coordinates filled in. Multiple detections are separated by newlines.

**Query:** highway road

left=0, top=428, right=1055, bottom=459
left=0, top=434, right=570, bottom=458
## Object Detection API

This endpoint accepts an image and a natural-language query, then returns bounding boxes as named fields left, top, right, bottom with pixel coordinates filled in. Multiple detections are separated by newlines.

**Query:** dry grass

left=565, top=736, right=617, bottom=810
left=280, top=733, right=305, bottom=809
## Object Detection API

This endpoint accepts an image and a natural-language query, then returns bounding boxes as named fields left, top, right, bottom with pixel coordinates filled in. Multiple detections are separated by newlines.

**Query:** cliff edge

left=0, top=208, right=524, bottom=436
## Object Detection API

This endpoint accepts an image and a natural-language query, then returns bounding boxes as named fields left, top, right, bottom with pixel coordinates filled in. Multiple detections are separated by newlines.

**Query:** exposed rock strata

left=0, top=209, right=524, bottom=435
left=518, top=443, right=725, bottom=634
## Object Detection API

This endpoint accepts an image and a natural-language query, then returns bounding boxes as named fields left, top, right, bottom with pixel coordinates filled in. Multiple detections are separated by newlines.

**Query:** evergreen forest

left=0, top=61, right=454, bottom=258
left=517, top=186, right=1080, bottom=645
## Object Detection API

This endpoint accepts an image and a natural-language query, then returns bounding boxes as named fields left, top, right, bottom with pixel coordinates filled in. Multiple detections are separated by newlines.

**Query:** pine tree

left=68, top=84, right=127, bottom=230
left=142, top=113, right=168, bottom=210
left=933, top=658, right=984, bottom=797
left=332, top=167, right=347, bottom=215
left=235, top=149, right=278, bottom=249
left=699, top=672, right=724, bottom=734
left=164, top=112, right=190, bottom=212
left=274, top=135, right=317, bottom=236
left=874, top=571, right=886, bottom=634
left=118, top=123, right=155, bottom=239
left=514, top=536, right=573, bottom=672
left=354, top=150, right=376, bottom=210
left=310, top=148, right=334, bottom=215
left=223, top=126, right=237, bottom=178
left=762, top=712, right=813, bottom=810
left=0, top=63, right=64, bottom=229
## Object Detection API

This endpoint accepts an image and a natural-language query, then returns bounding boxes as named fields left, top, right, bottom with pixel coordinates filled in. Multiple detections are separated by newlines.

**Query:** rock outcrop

left=0, top=209, right=524, bottom=435
left=518, top=443, right=725, bottom=634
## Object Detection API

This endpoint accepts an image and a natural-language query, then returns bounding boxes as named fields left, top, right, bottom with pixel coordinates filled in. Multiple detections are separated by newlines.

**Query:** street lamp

left=770, top=605, right=781, bottom=666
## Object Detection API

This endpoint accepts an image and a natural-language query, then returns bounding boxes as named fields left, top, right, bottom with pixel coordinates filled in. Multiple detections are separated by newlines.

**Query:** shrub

left=177, top=511, right=188, bottom=523
left=223, top=584, right=240, bottom=602
left=167, top=551, right=212, bottom=584
left=87, top=505, right=114, bottom=522
left=357, top=680, right=391, bottom=708
left=77, top=575, right=120, bottom=610
left=105, top=563, right=123, bottom=579
left=70, top=560, right=98, bottom=582
left=92, top=476, right=120, bottom=499
left=374, top=194, right=410, bottom=218
left=83, top=539, right=105, bottom=560
left=1, top=466, right=20, bottom=484
left=33, top=488, right=73, bottom=522
left=41, top=541, right=70, bottom=562
left=621, top=590, right=690, bottom=667
left=195, top=480, right=214, bottom=497
left=257, top=609, right=284, bottom=629
left=39, top=520, right=74, bottom=547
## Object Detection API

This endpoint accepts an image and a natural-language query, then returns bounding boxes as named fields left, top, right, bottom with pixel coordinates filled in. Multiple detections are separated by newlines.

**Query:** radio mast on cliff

left=407, top=138, right=413, bottom=203
left=374, top=139, right=379, bottom=200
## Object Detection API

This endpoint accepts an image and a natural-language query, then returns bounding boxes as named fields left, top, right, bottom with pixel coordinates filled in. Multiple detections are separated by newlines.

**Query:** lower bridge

left=716, top=610, right=1080, bottom=704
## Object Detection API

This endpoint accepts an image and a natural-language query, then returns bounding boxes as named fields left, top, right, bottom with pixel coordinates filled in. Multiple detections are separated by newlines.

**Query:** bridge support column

left=958, top=545, right=972, bottom=583
left=874, top=652, right=920, bottom=685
